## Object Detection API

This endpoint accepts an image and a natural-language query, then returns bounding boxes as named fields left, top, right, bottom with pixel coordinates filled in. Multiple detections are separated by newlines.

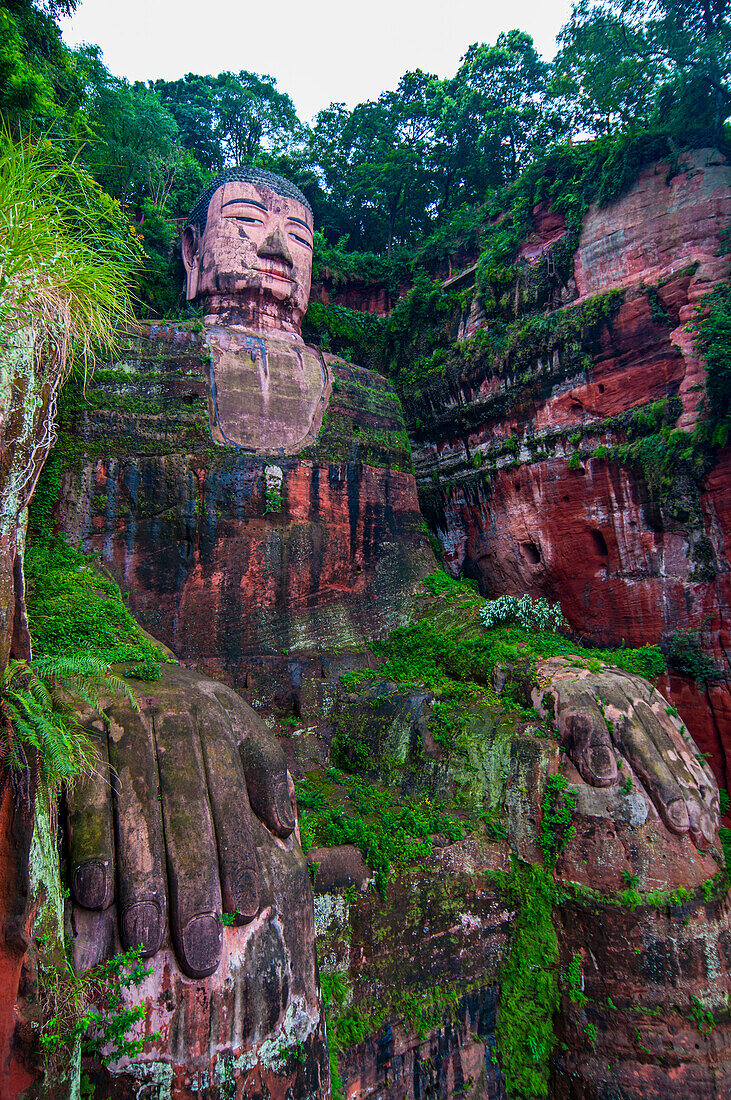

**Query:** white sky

left=60, top=0, right=575, bottom=124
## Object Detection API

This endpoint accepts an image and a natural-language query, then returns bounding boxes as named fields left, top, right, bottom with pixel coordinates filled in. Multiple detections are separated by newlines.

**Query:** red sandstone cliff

left=411, top=148, right=731, bottom=792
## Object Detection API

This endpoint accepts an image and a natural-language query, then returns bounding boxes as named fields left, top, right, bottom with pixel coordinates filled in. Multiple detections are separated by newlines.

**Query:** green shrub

left=720, top=827, right=731, bottom=879
left=40, top=946, right=159, bottom=1081
left=496, top=863, right=559, bottom=1099
left=347, top=577, right=665, bottom=702
left=539, top=774, right=577, bottom=866
left=695, top=283, right=731, bottom=429
left=296, top=769, right=467, bottom=896
left=662, top=629, right=721, bottom=684
left=0, top=130, right=140, bottom=400
left=303, top=300, right=387, bottom=374
left=566, top=953, right=587, bottom=1006
left=25, top=535, right=167, bottom=669
left=0, top=654, right=135, bottom=792
left=423, top=569, right=460, bottom=595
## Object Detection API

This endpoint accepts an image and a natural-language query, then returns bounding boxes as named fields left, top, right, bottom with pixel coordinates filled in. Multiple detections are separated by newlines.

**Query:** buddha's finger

left=154, top=710, right=222, bottom=979
left=68, top=722, right=115, bottom=911
left=196, top=694, right=259, bottom=924
left=557, top=688, right=617, bottom=788
left=69, top=904, right=118, bottom=974
left=616, top=715, right=690, bottom=836
left=631, top=700, right=718, bottom=848
left=632, top=700, right=705, bottom=798
left=239, top=730, right=295, bottom=838
left=646, top=693, right=720, bottom=815
left=199, top=678, right=295, bottom=837
left=106, top=704, right=167, bottom=957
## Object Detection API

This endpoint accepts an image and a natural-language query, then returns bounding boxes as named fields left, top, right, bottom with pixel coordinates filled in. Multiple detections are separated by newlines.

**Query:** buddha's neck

left=201, top=295, right=303, bottom=338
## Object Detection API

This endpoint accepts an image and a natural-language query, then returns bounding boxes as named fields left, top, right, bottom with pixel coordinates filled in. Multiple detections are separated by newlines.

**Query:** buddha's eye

left=226, top=215, right=263, bottom=225
left=289, top=232, right=312, bottom=250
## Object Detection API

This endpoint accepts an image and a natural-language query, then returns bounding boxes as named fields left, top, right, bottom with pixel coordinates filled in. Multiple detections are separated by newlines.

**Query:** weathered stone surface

left=574, top=147, right=731, bottom=431
left=206, top=325, right=329, bottom=454
left=307, top=845, right=372, bottom=892
left=312, top=733, right=730, bottom=1100
left=311, top=278, right=394, bottom=317
left=313, top=848, right=514, bottom=1100
left=0, top=784, right=37, bottom=1100
left=553, top=892, right=731, bottom=1099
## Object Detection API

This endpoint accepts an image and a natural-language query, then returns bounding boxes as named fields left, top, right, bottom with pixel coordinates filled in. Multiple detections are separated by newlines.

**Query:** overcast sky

left=60, top=0, right=576, bottom=123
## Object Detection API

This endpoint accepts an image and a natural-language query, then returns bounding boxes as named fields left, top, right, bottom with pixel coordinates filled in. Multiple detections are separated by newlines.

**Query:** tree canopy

left=1, top=0, right=728, bottom=313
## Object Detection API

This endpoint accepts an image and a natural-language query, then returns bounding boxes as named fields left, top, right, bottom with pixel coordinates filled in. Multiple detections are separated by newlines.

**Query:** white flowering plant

left=480, top=594, right=568, bottom=633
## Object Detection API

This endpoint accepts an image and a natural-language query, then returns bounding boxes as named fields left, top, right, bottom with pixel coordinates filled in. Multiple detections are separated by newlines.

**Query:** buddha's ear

left=182, top=225, right=199, bottom=273
left=182, top=225, right=200, bottom=300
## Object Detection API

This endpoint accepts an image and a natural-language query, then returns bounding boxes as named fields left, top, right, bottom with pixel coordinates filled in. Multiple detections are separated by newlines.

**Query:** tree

left=152, top=71, right=303, bottom=171
left=554, top=0, right=731, bottom=137
left=449, top=32, right=565, bottom=190
left=77, top=49, right=181, bottom=208
left=150, top=74, right=223, bottom=172
left=311, top=74, right=441, bottom=254
left=0, top=0, right=86, bottom=135
left=213, top=70, right=302, bottom=164
left=552, top=4, right=661, bottom=133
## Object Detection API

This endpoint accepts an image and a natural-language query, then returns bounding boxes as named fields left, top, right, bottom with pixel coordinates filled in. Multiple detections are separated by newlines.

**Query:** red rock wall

left=311, top=280, right=393, bottom=316
left=0, top=784, right=36, bottom=1100
left=411, top=149, right=731, bottom=788
left=573, top=147, right=731, bottom=430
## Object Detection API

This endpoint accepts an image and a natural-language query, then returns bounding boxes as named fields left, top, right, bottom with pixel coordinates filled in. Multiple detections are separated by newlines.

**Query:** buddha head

left=183, top=167, right=313, bottom=334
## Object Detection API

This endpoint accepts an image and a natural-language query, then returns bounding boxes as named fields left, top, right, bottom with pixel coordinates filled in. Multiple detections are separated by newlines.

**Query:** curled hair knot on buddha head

left=187, top=166, right=311, bottom=235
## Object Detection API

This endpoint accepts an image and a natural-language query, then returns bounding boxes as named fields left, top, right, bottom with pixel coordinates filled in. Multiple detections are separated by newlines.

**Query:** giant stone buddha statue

left=61, top=168, right=724, bottom=1099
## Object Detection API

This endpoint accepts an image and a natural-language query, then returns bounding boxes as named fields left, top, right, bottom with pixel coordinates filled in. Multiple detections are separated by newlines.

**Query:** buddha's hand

left=66, top=665, right=296, bottom=978
left=533, top=657, right=719, bottom=849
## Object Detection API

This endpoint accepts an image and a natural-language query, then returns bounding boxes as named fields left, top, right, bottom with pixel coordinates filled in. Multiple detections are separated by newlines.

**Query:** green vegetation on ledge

left=342, top=570, right=666, bottom=699
left=297, top=767, right=471, bottom=897
left=26, top=456, right=168, bottom=671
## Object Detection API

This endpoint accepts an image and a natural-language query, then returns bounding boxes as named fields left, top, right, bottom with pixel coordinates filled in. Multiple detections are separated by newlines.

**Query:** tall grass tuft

left=0, top=127, right=141, bottom=383
left=0, top=129, right=142, bottom=546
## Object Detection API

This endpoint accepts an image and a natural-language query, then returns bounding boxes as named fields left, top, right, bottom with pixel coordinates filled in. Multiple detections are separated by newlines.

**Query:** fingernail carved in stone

left=73, top=859, right=113, bottom=910
left=121, top=901, right=165, bottom=957
left=586, top=745, right=617, bottom=787
left=233, top=869, right=259, bottom=923
left=179, top=913, right=222, bottom=978
left=274, top=778, right=295, bottom=834
left=666, top=798, right=690, bottom=833
left=701, top=814, right=716, bottom=844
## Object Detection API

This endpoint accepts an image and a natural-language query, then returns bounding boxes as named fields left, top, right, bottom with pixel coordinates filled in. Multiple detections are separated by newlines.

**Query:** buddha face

left=182, top=180, right=314, bottom=333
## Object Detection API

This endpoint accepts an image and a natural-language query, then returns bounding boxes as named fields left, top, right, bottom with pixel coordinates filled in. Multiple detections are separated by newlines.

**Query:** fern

left=0, top=656, right=138, bottom=793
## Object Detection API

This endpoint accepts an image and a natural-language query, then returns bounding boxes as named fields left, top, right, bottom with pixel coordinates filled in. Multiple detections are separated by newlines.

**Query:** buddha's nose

left=257, top=225, right=293, bottom=267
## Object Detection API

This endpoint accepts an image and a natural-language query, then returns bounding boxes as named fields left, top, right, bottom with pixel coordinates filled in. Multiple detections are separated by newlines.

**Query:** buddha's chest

left=206, top=327, right=329, bottom=454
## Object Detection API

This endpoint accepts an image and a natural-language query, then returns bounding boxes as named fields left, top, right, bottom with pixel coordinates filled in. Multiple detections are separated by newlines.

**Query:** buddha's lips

left=255, top=261, right=294, bottom=283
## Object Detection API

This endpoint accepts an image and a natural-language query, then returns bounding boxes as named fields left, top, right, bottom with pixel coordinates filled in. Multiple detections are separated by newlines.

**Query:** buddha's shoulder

left=299, top=348, right=411, bottom=472
left=307, top=347, right=400, bottom=403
